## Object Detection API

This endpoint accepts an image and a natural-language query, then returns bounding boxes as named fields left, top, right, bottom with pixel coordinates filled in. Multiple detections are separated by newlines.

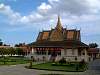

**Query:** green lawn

left=30, top=62, right=87, bottom=72
left=0, top=56, right=29, bottom=65
left=40, top=74, right=64, bottom=75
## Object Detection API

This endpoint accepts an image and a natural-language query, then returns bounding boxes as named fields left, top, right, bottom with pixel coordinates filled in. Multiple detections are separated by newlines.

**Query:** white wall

left=63, top=49, right=78, bottom=56
left=29, top=48, right=89, bottom=62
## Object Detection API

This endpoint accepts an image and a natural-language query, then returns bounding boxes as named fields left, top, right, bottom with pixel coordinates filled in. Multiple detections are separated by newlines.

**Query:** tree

left=8, top=47, right=15, bottom=56
left=15, top=48, right=24, bottom=56
left=15, top=43, right=25, bottom=47
left=0, top=48, right=6, bottom=56
left=89, top=43, right=98, bottom=48
left=0, top=48, right=7, bottom=64
left=0, top=39, right=3, bottom=46
left=0, top=47, right=16, bottom=57
left=15, top=44, right=19, bottom=47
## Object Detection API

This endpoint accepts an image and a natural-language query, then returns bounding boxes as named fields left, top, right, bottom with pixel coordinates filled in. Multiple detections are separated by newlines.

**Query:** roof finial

left=56, top=15, right=63, bottom=30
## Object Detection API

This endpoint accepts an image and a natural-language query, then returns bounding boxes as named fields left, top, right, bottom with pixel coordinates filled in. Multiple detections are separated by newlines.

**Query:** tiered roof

left=32, top=16, right=88, bottom=48
left=37, top=16, right=80, bottom=42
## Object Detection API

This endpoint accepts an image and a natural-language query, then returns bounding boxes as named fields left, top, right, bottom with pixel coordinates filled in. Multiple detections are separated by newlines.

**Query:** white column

left=75, top=49, right=78, bottom=56
left=31, top=48, right=34, bottom=54
left=46, top=50, right=48, bottom=56
left=84, top=48, right=88, bottom=62
left=64, top=49, right=67, bottom=56
left=46, top=50, right=48, bottom=60
left=61, top=49, right=64, bottom=57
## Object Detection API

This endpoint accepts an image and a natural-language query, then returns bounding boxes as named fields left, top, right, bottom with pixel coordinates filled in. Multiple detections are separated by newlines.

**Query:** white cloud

left=0, top=3, right=21, bottom=24
left=0, top=0, right=100, bottom=24
left=38, top=3, right=52, bottom=11
left=1, top=0, right=100, bottom=46
left=0, top=0, right=100, bottom=34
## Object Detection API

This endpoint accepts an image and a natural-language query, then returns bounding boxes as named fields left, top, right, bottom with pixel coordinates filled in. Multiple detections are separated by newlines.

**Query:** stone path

left=84, top=59, right=100, bottom=75
left=0, top=63, right=84, bottom=75
left=0, top=64, right=38, bottom=75
left=0, top=59, right=100, bottom=75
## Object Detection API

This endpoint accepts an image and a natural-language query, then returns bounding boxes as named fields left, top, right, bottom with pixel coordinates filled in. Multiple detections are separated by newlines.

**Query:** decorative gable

left=67, top=30, right=74, bottom=40
left=36, top=16, right=81, bottom=42
left=49, top=29, right=63, bottom=41
left=42, top=32, right=49, bottom=40
left=37, top=32, right=42, bottom=41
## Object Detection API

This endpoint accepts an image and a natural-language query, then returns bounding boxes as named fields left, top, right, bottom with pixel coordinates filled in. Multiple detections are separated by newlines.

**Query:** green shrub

left=59, top=57, right=66, bottom=64
left=79, top=59, right=87, bottom=70
left=41, top=74, right=63, bottom=75
left=79, top=59, right=86, bottom=66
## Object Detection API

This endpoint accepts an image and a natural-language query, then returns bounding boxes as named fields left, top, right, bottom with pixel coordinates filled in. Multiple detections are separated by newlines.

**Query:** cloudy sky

left=0, top=0, right=100, bottom=46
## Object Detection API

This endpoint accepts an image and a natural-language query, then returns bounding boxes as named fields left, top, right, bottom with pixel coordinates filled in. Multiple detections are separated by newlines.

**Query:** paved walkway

left=0, top=59, right=100, bottom=75
left=0, top=64, right=83, bottom=75
left=85, top=59, right=100, bottom=75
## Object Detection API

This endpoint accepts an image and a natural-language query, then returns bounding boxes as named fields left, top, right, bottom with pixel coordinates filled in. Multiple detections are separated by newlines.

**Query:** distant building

left=30, top=16, right=89, bottom=62
left=0, top=45, right=11, bottom=49
left=14, top=43, right=31, bottom=56
left=88, top=48, right=100, bottom=61
left=0, top=39, right=10, bottom=48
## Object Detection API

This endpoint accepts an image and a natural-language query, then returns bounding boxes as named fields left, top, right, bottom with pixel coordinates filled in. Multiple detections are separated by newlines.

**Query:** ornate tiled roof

left=37, top=29, right=80, bottom=41
left=88, top=48, right=99, bottom=53
left=32, top=40, right=88, bottom=48
left=32, top=16, right=88, bottom=48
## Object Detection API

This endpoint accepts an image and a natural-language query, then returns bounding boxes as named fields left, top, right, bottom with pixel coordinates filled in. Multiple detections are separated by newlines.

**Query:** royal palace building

left=31, top=16, right=89, bottom=62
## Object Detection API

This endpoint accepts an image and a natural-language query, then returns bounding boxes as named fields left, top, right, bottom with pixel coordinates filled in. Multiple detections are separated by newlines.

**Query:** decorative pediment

left=49, top=29, right=63, bottom=41
left=36, top=16, right=81, bottom=42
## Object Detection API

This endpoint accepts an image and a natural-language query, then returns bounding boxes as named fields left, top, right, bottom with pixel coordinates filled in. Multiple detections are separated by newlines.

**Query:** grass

left=0, top=56, right=29, bottom=65
left=40, top=74, right=64, bottom=75
left=30, top=62, right=87, bottom=72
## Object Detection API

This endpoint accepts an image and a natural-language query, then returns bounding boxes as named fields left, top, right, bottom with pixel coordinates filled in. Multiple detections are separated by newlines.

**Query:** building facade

left=88, top=48, right=100, bottom=61
left=31, top=16, right=89, bottom=62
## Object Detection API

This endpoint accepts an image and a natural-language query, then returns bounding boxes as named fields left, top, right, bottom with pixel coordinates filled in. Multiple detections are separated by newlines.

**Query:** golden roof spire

left=56, top=15, right=63, bottom=30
